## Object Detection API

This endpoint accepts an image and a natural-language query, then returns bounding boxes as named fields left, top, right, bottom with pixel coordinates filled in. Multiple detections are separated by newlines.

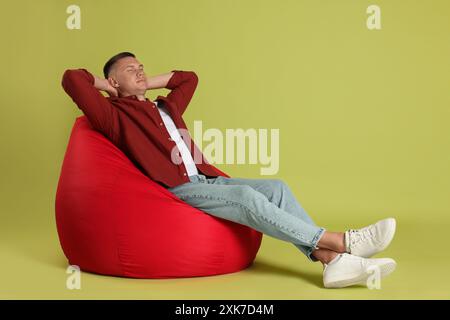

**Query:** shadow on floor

left=247, top=259, right=368, bottom=290
left=248, top=258, right=323, bottom=287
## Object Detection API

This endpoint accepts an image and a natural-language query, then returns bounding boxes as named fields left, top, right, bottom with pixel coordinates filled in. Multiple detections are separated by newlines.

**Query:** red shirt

left=61, top=68, right=228, bottom=188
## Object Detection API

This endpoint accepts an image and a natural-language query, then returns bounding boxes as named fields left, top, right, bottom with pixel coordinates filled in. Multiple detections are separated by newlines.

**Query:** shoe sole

left=324, top=261, right=397, bottom=289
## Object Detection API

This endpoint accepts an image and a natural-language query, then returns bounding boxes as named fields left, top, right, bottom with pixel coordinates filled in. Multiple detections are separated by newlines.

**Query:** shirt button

left=152, top=105, right=155, bottom=108
left=183, top=173, right=187, bottom=176
left=159, top=122, right=163, bottom=126
left=168, top=137, right=173, bottom=141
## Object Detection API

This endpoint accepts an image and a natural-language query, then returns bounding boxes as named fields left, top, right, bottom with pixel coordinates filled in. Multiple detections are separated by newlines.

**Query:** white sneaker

left=345, top=218, right=396, bottom=258
left=323, top=253, right=397, bottom=288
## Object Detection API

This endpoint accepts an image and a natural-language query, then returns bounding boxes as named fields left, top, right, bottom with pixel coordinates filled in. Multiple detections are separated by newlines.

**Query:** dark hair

left=103, top=51, right=136, bottom=78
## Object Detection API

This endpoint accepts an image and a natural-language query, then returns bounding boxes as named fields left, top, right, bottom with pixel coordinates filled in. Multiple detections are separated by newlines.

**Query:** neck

left=136, top=94, right=146, bottom=101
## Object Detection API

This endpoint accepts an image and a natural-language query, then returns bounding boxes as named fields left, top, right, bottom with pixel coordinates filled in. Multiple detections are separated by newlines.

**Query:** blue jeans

left=167, top=174, right=326, bottom=262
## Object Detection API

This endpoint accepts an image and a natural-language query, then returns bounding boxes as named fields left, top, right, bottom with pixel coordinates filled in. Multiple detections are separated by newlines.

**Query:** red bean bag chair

left=55, top=116, right=263, bottom=278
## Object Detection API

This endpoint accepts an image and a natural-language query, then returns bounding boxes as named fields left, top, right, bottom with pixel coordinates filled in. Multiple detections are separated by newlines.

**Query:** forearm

left=145, top=72, right=175, bottom=90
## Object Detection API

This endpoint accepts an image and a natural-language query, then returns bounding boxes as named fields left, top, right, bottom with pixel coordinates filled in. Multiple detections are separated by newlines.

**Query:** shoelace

left=349, top=227, right=375, bottom=247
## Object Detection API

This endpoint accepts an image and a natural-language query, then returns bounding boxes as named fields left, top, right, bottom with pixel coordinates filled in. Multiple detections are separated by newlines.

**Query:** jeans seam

left=311, top=227, right=326, bottom=248
left=178, top=194, right=315, bottom=245
left=306, top=228, right=326, bottom=261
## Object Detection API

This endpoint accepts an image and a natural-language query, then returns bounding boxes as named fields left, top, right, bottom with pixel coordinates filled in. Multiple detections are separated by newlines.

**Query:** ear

left=107, top=77, right=119, bottom=88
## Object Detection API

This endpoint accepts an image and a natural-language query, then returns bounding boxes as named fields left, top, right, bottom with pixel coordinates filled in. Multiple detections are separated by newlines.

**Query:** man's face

left=108, top=56, right=147, bottom=97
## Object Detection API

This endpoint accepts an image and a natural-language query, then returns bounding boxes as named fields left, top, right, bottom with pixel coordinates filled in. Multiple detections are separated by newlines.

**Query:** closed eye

left=127, top=67, right=144, bottom=72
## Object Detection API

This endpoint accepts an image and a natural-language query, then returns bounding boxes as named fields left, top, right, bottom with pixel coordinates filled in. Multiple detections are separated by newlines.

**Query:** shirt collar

left=126, top=95, right=149, bottom=102
left=110, top=95, right=151, bottom=102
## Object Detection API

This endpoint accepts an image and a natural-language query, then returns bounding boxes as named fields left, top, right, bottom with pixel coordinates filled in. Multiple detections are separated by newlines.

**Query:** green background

left=1, top=0, right=449, bottom=299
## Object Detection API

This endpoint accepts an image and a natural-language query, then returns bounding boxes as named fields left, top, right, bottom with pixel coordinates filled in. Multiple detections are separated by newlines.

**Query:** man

left=62, top=52, right=397, bottom=288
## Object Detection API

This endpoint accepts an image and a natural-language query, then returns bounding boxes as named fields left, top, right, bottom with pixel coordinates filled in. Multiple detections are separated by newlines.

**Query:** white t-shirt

left=154, top=100, right=199, bottom=177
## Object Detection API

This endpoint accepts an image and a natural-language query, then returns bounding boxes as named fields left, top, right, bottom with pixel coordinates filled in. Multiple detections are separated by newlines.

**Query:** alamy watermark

left=66, top=265, right=81, bottom=290
left=66, top=4, right=381, bottom=31
left=169, top=121, right=280, bottom=175
left=366, top=265, right=382, bottom=289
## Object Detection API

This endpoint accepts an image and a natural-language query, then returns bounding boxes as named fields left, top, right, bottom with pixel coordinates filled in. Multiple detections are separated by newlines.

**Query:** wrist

left=94, top=76, right=108, bottom=91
